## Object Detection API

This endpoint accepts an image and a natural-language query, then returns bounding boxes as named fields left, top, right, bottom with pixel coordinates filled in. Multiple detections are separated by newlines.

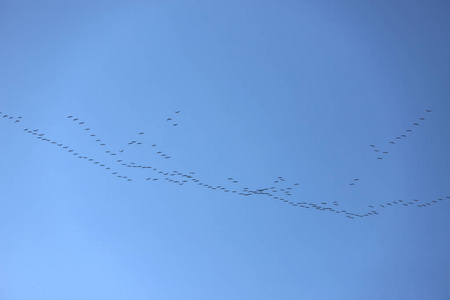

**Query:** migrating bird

left=426, top=110, right=431, bottom=112
left=175, top=110, right=180, bottom=113
left=139, top=132, right=144, bottom=135
left=173, top=123, right=178, bottom=126
left=67, top=116, right=73, bottom=118
left=167, top=118, right=172, bottom=121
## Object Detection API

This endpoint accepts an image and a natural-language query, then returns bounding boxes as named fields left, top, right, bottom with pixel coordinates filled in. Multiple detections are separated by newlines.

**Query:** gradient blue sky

left=1, top=1, right=450, bottom=299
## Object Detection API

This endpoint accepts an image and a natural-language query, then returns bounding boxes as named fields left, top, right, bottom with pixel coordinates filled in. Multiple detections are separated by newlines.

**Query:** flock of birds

left=348, top=109, right=433, bottom=187
left=1, top=109, right=448, bottom=220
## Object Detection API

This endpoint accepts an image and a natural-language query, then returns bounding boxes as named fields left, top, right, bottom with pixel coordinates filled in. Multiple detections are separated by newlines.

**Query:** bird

left=419, top=118, right=425, bottom=120
left=426, top=110, right=431, bottom=112
left=167, top=118, right=172, bottom=121
left=173, top=124, right=178, bottom=126
left=406, top=129, right=412, bottom=132
left=152, top=144, right=156, bottom=147
left=354, top=179, right=359, bottom=181
left=175, top=110, right=180, bottom=113
left=67, top=116, right=73, bottom=118
left=79, top=122, right=85, bottom=124
left=390, top=141, right=395, bottom=144
left=413, top=123, right=419, bottom=125
left=370, top=145, right=375, bottom=147
left=139, top=132, right=144, bottom=135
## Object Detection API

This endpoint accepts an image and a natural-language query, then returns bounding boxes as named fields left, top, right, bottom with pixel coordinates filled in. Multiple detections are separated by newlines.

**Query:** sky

left=1, top=1, right=450, bottom=299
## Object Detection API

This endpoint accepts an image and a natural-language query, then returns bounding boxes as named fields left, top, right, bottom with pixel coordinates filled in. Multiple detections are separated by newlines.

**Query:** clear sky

left=1, top=1, right=450, bottom=299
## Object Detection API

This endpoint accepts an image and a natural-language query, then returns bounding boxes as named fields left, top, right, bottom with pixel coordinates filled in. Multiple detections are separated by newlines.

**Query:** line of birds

left=349, top=109, right=432, bottom=187
left=2, top=109, right=448, bottom=220
left=67, top=116, right=172, bottom=159
left=369, top=109, right=431, bottom=160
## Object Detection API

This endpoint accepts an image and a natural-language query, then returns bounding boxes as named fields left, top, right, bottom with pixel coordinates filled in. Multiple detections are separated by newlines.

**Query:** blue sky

left=1, top=1, right=450, bottom=299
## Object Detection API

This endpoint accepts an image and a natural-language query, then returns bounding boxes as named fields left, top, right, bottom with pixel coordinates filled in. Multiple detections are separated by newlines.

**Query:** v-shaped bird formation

left=1, top=109, right=448, bottom=220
